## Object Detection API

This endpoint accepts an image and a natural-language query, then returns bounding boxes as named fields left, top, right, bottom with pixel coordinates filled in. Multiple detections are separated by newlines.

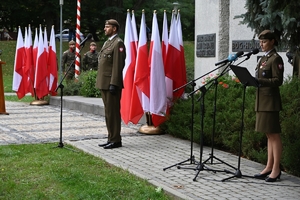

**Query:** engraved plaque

left=196, top=34, right=216, bottom=57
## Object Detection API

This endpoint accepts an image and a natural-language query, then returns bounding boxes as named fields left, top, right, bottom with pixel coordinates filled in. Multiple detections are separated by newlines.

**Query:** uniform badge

left=278, top=64, right=283, bottom=70
left=119, top=47, right=124, bottom=52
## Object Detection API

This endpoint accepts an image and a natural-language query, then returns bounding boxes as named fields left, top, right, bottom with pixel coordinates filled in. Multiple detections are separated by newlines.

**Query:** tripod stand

left=54, top=45, right=85, bottom=151
left=201, top=64, right=238, bottom=172
left=222, top=65, right=259, bottom=181
left=163, top=80, right=199, bottom=170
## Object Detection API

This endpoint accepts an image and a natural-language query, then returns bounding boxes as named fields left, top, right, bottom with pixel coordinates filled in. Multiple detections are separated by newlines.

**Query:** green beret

left=69, top=40, right=75, bottom=45
left=90, top=42, right=96, bottom=46
left=105, top=19, right=120, bottom=29
left=258, top=30, right=278, bottom=46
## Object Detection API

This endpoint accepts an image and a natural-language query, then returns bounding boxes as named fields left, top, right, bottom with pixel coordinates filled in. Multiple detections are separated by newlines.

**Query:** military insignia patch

left=119, top=47, right=124, bottom=52
left=278, top=64, right=283, bottom=69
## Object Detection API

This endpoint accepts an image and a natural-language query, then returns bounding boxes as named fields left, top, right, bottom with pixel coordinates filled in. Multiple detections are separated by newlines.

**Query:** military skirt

left=255, top=111, right=281, bottom=133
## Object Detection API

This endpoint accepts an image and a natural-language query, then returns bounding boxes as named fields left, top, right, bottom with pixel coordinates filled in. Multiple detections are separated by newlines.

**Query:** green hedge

left=160, top=75, right=300, bottom=177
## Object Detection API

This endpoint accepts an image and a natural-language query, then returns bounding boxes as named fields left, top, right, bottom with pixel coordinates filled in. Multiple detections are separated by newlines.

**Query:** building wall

left=194, top=0, right=292, bottom=87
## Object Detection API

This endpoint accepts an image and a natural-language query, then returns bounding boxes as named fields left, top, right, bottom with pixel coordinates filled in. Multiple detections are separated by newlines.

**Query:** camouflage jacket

left=82, top=50, right=99, bottom=71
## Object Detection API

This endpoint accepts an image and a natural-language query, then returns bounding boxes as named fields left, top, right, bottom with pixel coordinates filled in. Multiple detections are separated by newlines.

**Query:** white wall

left=195, top=0, right=292, bottom=88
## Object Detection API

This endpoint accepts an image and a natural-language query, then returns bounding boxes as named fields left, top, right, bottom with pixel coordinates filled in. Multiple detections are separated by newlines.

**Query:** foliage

left=0, top=0, right=195, bottom=41
left=0, top=143, right=171, bottom=200
left=161, top=74, right=300, bottom=177
left=236, top=0, right=300, bottom=50
left=78, top=70, right=101, bottom=97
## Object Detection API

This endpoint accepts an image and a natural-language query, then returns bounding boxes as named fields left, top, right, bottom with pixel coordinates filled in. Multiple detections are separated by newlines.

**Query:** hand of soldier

left=109, top=84, right=117, bottom=95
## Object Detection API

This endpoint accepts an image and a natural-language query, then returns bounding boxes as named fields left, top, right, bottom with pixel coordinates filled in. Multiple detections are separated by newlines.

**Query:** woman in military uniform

left=253, top=30, right=284, bottom=182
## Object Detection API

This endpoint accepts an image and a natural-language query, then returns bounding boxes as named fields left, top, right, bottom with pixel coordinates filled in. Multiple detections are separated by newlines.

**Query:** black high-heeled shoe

left=265, top=171, right=281, bottom=182
left=253, top=171, right=272, bottom=179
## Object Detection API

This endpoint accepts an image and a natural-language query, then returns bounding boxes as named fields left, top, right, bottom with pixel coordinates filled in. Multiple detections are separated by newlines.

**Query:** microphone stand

left=163, top=62, right=229, bottom=175
left=54, top=44, right=85, bottom=151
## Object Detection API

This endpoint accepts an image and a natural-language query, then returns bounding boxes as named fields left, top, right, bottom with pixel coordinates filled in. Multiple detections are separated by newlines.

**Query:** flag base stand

left=138, top=112, right=164, bottom=135
left=30, top=99, right=49, bottom=106
left=138, top=124, right=163, bottom=135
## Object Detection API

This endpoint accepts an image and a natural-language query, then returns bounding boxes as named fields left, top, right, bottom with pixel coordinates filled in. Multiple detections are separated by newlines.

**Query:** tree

left=236, top=0, right=300, bottom=50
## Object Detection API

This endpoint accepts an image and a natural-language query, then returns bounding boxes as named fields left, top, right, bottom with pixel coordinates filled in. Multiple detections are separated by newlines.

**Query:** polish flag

left=164, top=12, right=181, bottom=103
left=176, top=11, right=187, bottom=97
left=12, top=27, right=26, bottom=99
left=129, top=11, right=149, bottom=124
left=32, top=28, right=38, bottom=72
left=48, top=26, right=58, bottom=96
left=24, top=25, right=34, bottom=96
left=162, top=10, right=169, bottom=65
left=34, top=26, right=49, bottom=99
left=120, top=10, right=137, bottom=124
left=131, top=10, right=138, bottom=50
left=149, top=12, right=167, bottom=127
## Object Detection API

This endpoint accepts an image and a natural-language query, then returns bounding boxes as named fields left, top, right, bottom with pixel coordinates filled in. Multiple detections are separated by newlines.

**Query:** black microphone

left=215, top=51, right=244, bottom=66
left=242, top=48, right=259, bottom=58
left=79, top=33, right=92, bottom=46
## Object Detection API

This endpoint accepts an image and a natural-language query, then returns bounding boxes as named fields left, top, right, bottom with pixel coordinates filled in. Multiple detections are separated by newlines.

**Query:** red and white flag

left=131, top=10, right=138, bottom=50
left=48, top=26, right=58, bottom=96
left=12, top=27, right=26, bottom=99
left=176, top=11, right=187, bottom=97
left=34, top=26, right=49, bottom=99
left=32, top=28, right=38, bottom=72
left=162, top=10, right=169, bottom=65
left=120, top=11, right=137, bottom=124
left=24, top=25, right=34, bottom=96
left=164, top=12, right=181, bottom=102
left=149, top=12, right=167, bottom=127
left=129, top=11, right=149, bottom=124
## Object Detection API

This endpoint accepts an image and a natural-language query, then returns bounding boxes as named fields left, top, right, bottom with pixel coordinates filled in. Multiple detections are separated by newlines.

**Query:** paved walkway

left=1, top=97, right=300, bottom=200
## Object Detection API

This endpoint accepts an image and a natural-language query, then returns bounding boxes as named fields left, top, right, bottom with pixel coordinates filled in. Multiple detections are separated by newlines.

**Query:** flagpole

left=59, top=0, right=63, bottom=82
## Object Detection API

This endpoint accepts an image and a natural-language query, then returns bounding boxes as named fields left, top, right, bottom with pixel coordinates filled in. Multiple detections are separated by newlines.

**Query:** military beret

left=69, top=40, right=75, bottom=45
left=90, top=42, right=96, bottom=46
left=258, top=30, right=278, bottom=46
left=105, top=19, right=120, bottom=29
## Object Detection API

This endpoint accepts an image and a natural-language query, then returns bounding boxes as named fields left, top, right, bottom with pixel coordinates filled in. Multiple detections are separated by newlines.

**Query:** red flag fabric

left=24, top=25, right=34, bottom=96
left=129, top=11, right=149, bottom=124
left=120, top=11, right=137, bottom=124
left=12, top=27, right=26, bottom=99
left=34, top=26, right=49, bottom=99
left=48, top=26, right=58, bottom=96
left=149, top=12, right=167, bottom=127
left=165, top=12, right=182, bottom=102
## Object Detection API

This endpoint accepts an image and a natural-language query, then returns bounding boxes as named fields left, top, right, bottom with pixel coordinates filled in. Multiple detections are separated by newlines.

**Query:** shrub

left=79, top=70, right=101, bottom=97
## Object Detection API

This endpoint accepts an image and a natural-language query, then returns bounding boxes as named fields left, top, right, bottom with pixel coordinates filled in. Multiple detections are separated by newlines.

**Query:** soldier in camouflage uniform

left=82, top=42, right=98, bottom=71
left=61, top=40, right=76, bottom=82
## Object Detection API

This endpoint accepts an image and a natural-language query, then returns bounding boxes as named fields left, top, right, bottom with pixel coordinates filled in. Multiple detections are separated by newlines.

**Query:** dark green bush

left=161, top=74, right=300, bottom=177
left=62, top=70, right=101, bottom=97
left=79, top=70, right=101, bottom=97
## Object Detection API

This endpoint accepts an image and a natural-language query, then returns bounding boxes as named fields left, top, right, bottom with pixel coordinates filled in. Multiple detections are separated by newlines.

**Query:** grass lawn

left=0, top=143, right=171, bottom=200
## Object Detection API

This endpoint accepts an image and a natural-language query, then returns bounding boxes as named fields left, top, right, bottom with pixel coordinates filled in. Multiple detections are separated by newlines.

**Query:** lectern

left=0, top=61, right=9, bottom=115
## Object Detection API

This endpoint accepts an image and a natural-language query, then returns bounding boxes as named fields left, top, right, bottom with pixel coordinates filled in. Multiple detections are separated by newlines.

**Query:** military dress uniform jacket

left=82, top=51, right=99, bottom=71
left=95, top=36, right=126, bottom=90
left=255, top=49, right=284, bottom=112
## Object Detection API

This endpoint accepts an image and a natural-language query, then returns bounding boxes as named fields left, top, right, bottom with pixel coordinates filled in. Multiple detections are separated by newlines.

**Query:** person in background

left=3, top=28, right=13, bottom=41
left=253, top=30, right=284, bottom=182
left=96, top=19, right=126, bottom=149
left=61, top=40, right=76, bottom=82
left=82, top=42, right=98, bottom=71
